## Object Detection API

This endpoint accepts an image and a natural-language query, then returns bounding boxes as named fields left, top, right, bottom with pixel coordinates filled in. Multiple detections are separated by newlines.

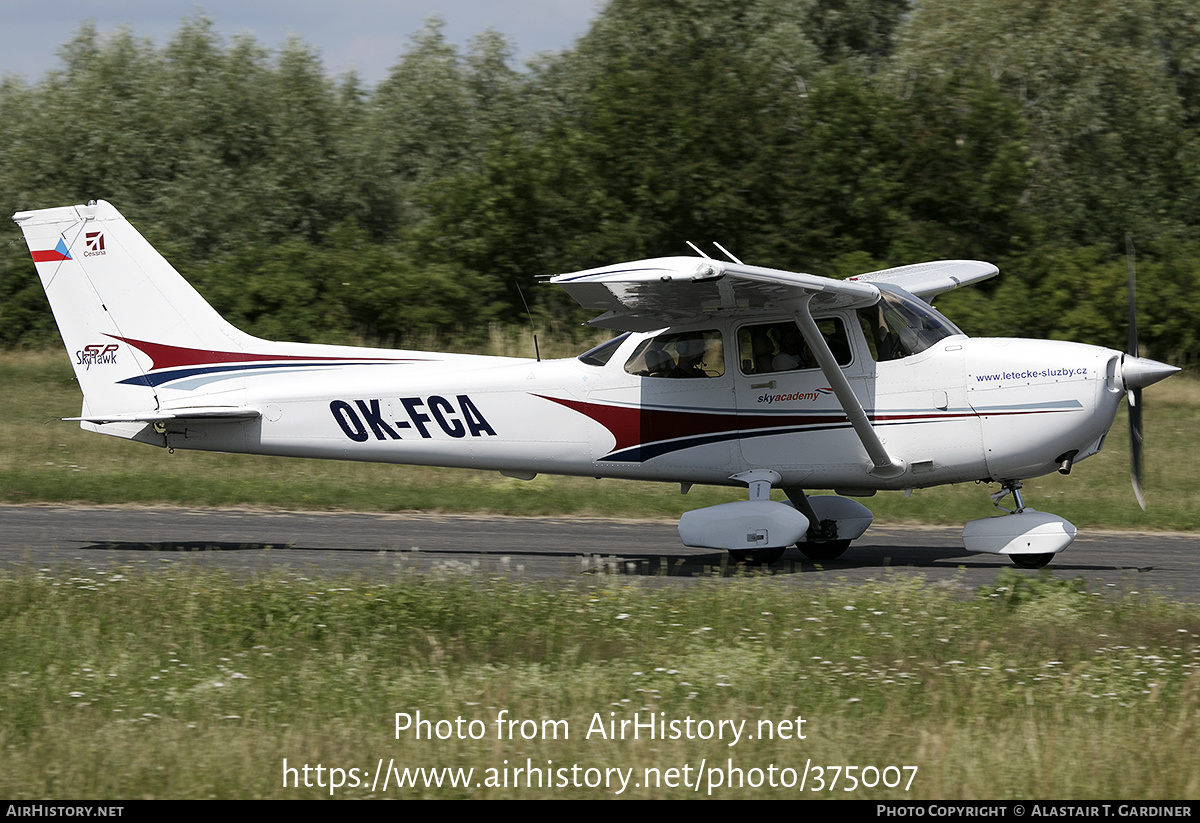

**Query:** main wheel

left=798, top=539, right=851, bottom=561
left=1010, top=553, right=1055, bottom=569
left=728, top=546, right=785, bottom=566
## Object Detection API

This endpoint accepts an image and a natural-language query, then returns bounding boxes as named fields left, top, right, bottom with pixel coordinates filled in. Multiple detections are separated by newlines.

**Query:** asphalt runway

left=2, top=505, right=1198, bottom=599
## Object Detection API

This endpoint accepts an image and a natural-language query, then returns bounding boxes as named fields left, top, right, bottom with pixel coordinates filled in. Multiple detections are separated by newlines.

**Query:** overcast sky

left=0, top=1, right=605, bottom=86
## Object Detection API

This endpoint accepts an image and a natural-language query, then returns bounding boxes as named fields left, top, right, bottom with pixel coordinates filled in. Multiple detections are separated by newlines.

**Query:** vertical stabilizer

left=13, top=200, right=254, bottom=421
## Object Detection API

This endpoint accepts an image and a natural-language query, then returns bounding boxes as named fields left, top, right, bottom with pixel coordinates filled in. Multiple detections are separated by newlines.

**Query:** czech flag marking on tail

left=31, top=238, right=72, bottom=263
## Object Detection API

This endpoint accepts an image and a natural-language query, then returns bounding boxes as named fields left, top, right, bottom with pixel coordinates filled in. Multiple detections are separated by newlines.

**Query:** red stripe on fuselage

left=538, top=395, right=848, bottom=452
left=107, top=335, right=427, bottom=372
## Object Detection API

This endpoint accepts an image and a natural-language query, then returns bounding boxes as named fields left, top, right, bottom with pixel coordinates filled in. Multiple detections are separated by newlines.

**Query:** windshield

left=577, top=333, right=630, bottom=367
left=858, top=286, right=964, bottom=361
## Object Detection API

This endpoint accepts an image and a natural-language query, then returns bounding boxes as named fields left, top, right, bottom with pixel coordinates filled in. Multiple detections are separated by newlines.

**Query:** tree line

left=1, top=0, right=1198, bottom=366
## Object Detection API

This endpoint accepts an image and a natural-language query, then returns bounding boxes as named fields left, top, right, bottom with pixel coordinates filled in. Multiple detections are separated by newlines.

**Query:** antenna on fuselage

left=685, top=241, right=711, bottom=258
left=515, top=282, right=540, bottom=362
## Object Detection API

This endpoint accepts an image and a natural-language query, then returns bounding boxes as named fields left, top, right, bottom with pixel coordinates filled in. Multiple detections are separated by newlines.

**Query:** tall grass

left=0, top=565, right=1196, bottom=798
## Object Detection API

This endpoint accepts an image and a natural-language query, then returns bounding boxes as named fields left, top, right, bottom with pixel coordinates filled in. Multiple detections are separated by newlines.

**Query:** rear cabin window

left=737, top=318, right=850, bottom=375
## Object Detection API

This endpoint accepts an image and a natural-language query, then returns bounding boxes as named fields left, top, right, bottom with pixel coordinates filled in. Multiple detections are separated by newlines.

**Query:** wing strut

left=789, top=296, right=905, bottom=479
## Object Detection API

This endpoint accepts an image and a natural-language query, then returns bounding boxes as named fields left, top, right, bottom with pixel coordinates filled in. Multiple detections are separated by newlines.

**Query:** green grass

left=1, top=348, right=1197, bottom=529
left=0, top=566, right=1197, bottom=798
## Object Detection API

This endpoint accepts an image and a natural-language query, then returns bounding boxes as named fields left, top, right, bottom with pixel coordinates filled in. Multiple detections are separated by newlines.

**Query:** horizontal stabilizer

left=64, top=406, right=262, bottom=425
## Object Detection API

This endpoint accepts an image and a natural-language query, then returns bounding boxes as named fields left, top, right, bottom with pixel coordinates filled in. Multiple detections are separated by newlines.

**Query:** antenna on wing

left=515, top=282, right=541, bottom=362
left=713, top=242, right=744, bottom=265
left=685, top=241, right=712, bottom=258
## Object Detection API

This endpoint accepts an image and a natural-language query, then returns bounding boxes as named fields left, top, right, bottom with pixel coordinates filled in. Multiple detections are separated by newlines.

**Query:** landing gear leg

left=991, top=479, right=1026, bottom=513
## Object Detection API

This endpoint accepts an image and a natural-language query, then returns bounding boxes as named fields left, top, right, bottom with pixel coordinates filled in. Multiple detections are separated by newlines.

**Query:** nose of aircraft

left=1122, top=355, right=1180, bottom=390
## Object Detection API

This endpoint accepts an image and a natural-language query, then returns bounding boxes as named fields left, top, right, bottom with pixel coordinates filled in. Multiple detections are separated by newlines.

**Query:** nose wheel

left=1009, top=552, right=1054, bottom=569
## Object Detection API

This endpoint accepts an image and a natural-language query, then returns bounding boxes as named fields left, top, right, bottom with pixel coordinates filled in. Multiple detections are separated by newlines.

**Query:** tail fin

left=13, top=200, right=259, bottom=426
left=15, top=201, right=438, bottom=441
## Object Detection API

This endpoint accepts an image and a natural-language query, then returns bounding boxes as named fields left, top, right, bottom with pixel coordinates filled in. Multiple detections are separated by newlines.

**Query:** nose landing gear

left=962, top=480, right=1076, bottom=568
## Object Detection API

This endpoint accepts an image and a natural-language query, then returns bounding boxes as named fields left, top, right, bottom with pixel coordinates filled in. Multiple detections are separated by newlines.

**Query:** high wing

left=550, top=257, right=880, bottom=331
left=845, top=260, right=998, bottom=300
left=550, top=257, right=996, bottom=331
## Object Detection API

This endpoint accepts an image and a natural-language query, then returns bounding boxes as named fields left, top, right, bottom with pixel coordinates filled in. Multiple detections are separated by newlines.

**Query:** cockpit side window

left=624, top=329, right=724, bottom=378
left=857, top=287, right=964, bottom=362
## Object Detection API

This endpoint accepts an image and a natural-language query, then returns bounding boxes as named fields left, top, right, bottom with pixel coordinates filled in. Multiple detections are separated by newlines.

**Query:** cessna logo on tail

left=84, top=231, right=106, bottom=256
left=331, top=395, right=497, bottom=442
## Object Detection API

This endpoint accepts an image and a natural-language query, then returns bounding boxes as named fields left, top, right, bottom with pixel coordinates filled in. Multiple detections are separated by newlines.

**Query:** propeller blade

left=1129, top=385, right=1145, bottom=510
left=1126, top=235, right=1145, bottom=510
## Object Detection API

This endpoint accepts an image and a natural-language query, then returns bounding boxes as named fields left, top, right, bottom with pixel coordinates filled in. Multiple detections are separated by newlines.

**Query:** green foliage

left=188, top=224, right=500, bottom=344
left=803, top=0, right=910, bottom=66
left=0, top=241, right=59, bottom=347
left=895, top=0, right=1200, bottom=247
left=777, top=71, right=906, bottom=264
left=888, top=74, right=1032, bottom=261
left=3, top=6, right=1200, bottom=364
left=1139, top=245, right=1200, bottom=367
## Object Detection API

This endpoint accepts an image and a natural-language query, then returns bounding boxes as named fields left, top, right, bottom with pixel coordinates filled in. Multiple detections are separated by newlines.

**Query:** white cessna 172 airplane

left=15, top=201, right=1179, bottom=567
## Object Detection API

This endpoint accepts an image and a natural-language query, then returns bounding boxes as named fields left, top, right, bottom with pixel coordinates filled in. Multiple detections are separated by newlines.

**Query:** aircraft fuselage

left=135, top=323, right=1124, bottom=493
